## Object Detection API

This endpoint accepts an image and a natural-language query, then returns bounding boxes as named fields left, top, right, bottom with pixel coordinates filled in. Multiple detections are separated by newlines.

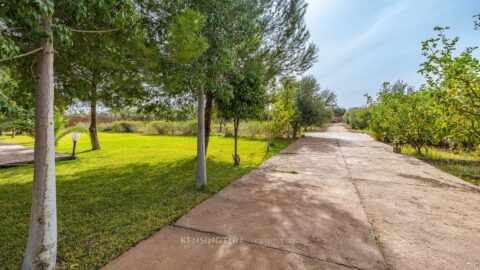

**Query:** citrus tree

left=420, top=26, right=480, bottom=148
left=368, top=82, right=443, bottom=153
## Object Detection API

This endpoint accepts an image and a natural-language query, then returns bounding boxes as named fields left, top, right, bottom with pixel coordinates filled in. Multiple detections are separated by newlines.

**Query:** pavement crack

left=171, top=224, right=367, bottom=270
left=336, top=138, right=391, bottom=270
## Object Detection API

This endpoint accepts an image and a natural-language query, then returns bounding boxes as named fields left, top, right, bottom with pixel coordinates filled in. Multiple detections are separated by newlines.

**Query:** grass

left=0, top=133, right=289, bottom=269
left=402, top=145, right=480, bottom=186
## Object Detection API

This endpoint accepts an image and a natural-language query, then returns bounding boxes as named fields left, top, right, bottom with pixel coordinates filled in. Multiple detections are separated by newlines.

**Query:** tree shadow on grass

left=0, top=157, right=255, bottom=269
left=76, top=149, right=97, bottom=155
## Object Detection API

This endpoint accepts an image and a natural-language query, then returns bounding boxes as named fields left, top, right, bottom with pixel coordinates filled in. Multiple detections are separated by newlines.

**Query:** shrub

left=178, top=120, right=197, bottom=136
left=151, top=121, right=175, bottom=135
left=244, top=121, right=266, bottom=139
left=93, top=119, right=278, bottom=140
left=345, top=107, right=370, bottom=130
left=74, top=122, right=89, bottom=130
left=100, top=121, right=146, bottom=133
left=223, top=125, right=233, bottom=137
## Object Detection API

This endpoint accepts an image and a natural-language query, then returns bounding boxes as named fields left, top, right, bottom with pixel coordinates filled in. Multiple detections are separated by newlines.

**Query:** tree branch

left=0, top=47, right=44, bottom=63
left=70, top=28, right=121, bottom=34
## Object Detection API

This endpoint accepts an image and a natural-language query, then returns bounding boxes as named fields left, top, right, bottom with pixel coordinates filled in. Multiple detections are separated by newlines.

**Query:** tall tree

left=292, top=75, right=335, bottom=137
left=0, top=1, right=138, bottom=268
left=55, top=5, right=149, bottom=150
left=260, top=0, right=318, bottom=147
left=1, top=4, right=57, bottom=267
left=260, top=0, right=318, bottom=81
left=144, top=0, right=258, bottom=187
left=193, top=0, right=263, bottom=153
left=155, top=8, right=209, bottom=189
left=217, top=61, right=267, bottom=166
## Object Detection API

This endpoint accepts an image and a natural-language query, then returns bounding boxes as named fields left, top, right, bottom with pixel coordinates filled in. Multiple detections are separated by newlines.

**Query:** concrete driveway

left=0, top=142, right=71, bottom=167
left=104, top=124, right=480, bottom=270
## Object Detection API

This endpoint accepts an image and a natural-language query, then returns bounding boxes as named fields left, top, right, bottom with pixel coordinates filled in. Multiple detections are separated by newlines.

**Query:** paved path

left=104, top=124, right=480, bottom=270
left=0, top=142, right=70, bottom=167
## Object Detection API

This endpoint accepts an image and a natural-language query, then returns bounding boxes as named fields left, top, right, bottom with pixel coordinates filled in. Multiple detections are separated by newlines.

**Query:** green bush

left=151, top=121, right=175, bottom=135
left=345, top=107, right=370, bottom=130
left=368, top=88, right=443, bottom=153
left=221, top=124, right=233, bottom=137
left=74, top=122, right=89, bottom=130
left=178, top=120, right=197, bottom=136
left=95, top=119, right=276, bottom=139
left=100, top=121, right=147, bottom=133
left=244, top=121, right=266, bottom=139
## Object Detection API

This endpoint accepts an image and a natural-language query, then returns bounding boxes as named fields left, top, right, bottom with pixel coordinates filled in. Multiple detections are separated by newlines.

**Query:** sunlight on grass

left=402, top=145, right=480, bottom=186
left=0, top=133, right=289, bottom=269
left=0, top=134, right=35, bottom=146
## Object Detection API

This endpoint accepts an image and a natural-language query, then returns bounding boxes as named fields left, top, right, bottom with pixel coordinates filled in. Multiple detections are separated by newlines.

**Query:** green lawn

left=0, top=133, right=288, bottom=269
left=402, top=145, right=480, bottom=186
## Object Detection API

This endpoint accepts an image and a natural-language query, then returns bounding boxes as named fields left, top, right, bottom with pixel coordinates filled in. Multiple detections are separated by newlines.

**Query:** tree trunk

left=22, top=15, right=57, bottom=270
left=11, top=129, right=16, bottom=138
left=266, top=113, right=271, bottom=152
left=287, top=124, right=291, bottom=140
left=293, top=124, right=300, bottom=139
left=195, top=86, right=207, bottom=190
left=89, top=80, right=101, bottom=150
left=204, top=94, right=214, bottom=153
left=233, top=118, right=240, bottom=166
left=219, top=118, right=224, bottom=132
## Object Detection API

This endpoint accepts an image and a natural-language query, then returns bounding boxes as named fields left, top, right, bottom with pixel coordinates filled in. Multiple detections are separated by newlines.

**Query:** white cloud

left=346, top=1, right=409, bottom=50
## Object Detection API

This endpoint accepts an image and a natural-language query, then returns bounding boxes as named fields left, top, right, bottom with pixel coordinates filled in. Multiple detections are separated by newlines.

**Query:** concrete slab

left=175, top=171, right=386, bottom=270
left=355, top=180, right=480, bottom=270
left=104, top=226, right=350, bottom=270
left=0, top=142, right=71, bottom=167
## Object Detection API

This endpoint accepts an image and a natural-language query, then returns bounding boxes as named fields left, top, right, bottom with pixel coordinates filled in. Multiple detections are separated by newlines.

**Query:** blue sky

left=304, top=0, right=480, bottom=108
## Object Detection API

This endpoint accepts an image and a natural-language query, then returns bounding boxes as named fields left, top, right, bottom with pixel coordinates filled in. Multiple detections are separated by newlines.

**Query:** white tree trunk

left=195, top=85, right=207, bottom=190
left=22, top=15, right=57, bottom=270
left=89, top=81, right=101, bottom=150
